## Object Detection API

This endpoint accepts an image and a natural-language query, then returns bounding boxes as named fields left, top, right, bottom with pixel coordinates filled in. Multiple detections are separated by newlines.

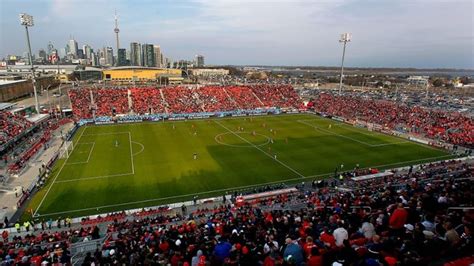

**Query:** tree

left=433, top=79, right=444, bottom=87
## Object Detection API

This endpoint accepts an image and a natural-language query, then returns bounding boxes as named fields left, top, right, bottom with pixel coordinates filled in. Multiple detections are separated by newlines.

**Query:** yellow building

left=102, top=67, right=183, bottom=83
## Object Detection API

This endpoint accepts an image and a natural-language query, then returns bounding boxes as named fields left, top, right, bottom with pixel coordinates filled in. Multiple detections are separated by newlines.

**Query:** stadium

left=1, top=81, right=472, bottom=265
left=1, top=1, right=473, bottom=265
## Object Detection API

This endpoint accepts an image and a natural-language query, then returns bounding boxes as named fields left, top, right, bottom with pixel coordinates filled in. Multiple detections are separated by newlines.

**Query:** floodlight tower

left=19, top=13, right=40, bottom=113
left=338, top=33, right=351, bottom=95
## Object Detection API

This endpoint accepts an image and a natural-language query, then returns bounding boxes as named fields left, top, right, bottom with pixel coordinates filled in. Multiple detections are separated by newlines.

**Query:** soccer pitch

left=27, top=114, right=451, bottom=218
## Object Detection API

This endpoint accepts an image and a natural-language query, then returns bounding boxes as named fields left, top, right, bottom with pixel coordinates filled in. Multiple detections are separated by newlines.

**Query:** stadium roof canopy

left=0, top=102, right=16, bottom=111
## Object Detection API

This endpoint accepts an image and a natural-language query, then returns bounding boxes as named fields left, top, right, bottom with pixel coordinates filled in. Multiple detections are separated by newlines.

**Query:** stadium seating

left=196, top=86, right=238, bottom=112
left=225, top=86, right=264, bottom=110
left=2, top=159, right=472, bottom=265
left=0, top=111, right=33, bottom=146
left=68, top=85, right=302, bottom=118
left=250, top=84, right=301, bottom=108
left=161, top=86, right=202, bottom=114
left=311, top=93, right=474, bottom=148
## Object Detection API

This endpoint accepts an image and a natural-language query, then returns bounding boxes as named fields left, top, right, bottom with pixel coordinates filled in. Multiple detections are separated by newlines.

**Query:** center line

left=213, top=120, right=304, bottom=178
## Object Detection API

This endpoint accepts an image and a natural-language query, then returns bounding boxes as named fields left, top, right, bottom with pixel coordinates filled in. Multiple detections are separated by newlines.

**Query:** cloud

left=1, top=0, right=473, bottom=68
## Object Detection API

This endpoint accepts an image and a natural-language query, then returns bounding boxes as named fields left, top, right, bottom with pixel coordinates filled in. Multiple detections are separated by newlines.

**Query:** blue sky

left=1, top=0, right=473, bottom=68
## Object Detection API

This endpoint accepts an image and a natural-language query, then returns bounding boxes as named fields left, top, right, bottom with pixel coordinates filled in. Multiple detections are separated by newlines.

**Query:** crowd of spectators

left=68, top=85, right=302, bottom=119
left=162, top=87, right=203, bottom=114
left=3, top=159, right=471, bottom=265
left=225, top=86, right=263, bottom=110
left=251, top=85, right=301, bottom=108
left=0, top=225, right=100, bottom=265
left=309, top=92, right=473, bottom=148
left=0, top=112, right=33, bottom=146
left=196, top=86, right=238, bottom=112
left=130, top=88, right=166, bottom=115
left=86, top=159, right=472, bottom=266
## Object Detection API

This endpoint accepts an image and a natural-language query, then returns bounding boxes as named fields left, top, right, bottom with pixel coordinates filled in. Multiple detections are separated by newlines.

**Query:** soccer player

left=274, top=154, right=277, bottom=160
left=115, top=140, right=119, bottom=147
left=193, top=153, right=198, bottom=160
left=329, top=124, right=332, bottom=129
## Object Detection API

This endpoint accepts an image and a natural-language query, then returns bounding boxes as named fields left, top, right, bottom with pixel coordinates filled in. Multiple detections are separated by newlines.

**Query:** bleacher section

left=68, top=85, right=301, bottom=119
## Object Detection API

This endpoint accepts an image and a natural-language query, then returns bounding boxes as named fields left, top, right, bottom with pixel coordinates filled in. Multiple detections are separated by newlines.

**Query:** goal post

left=59, top=141, right=74, bottom=159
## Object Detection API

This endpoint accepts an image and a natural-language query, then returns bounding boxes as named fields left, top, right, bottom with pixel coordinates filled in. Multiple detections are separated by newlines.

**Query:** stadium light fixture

left=19, top=13, right=40, bottom=113
left=338, top=33, right=351, bottom=95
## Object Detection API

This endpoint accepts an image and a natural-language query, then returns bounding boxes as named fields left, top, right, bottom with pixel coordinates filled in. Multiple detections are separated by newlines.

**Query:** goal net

left=59, top=141, right=74, bottom=159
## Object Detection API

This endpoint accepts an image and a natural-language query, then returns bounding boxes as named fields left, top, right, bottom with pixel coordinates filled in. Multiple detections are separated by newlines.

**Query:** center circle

left=215, top=132, right=271, bottom=148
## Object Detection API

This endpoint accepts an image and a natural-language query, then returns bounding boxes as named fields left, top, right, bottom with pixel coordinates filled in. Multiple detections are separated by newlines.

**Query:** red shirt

left=389, top=207, right=408, bottom=229
left=307, top=255, right=323, bottom=266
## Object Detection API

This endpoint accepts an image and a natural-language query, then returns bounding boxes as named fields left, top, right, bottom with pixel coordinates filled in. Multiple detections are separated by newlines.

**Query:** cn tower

left=114, top=10, right=120, bottom=65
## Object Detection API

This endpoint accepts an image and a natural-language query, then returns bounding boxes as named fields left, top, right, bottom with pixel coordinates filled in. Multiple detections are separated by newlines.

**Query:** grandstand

left=1, top=84, right=473, bottom=266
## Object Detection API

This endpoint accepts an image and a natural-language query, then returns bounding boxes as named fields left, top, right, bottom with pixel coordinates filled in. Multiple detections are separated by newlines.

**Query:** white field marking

left=333, top=123, right=386, bottom=138
left=129, top=132, right=135, bottom=174
left=54, top=172, right=134, bottom=183
left=36, top=153, right=458, bottom=218
left=131, top=141, right=145, bottom=156
left=81, top=131, right=130, bottom=136
left=66, top=142, right=95, bottom=165
left=298, top=119, right=392, bottom=147
left=214, top=132, right=271, bottom=148
left=35, top=172, right=331, bottom=217
left=304, top=115, right=445, bottom=152
left=34, top=125, right=88, bottom=216
left=43, top=132, right=135, bottom=184
left=370, top=141, right=409, bottom=147
left=332, top=123, right=409, bottom=146
left=214, top=120, right=305, bottom=178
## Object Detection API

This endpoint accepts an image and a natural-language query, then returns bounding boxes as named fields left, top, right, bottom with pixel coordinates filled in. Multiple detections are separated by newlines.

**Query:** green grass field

left=26, top=114, right=452, bottom=219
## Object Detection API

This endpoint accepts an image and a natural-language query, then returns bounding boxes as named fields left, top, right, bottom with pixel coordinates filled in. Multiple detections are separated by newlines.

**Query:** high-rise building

left=38, top=49, right=47, bottom=61
left=196, top=55, right=205, bottom=67
left=153, top=45, right=162, bottom=68
left=77, top=49, right=84, bottom=59
left=83, top=45, right=92, bottom=59
left=68, top=38, right=78, bottom=58
left=105, top=47, right=114, bottom=66
left=142, top=44, right=155, bottom=67
left=117, top=48, right=127, bottom=66
left=47, top=41, right=54, bottom=56
left=130, top=42, right=142, bottom=66
left=91, top=52, right=98, bottom=66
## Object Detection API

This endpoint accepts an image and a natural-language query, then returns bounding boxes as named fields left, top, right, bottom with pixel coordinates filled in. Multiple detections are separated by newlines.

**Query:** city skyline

left=1, top=0, right=473, bottom=69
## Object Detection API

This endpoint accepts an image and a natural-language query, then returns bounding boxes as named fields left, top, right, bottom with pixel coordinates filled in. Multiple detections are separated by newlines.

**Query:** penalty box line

left=34, top=125, right=88, bottom=216
left=213, top=120, right=305, bottom=178
left=34, top=129, right=135, bottom=216
left=55, top=132, right=135, bottom=183
left=297, top=119, right=398, bottom=147
left=35, top=153, right=457, bottom=218
left=66, top=142, right=95, bottom=165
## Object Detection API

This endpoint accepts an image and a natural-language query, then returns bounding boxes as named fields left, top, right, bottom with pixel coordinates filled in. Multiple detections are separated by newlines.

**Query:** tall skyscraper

left=83, top=45, right=92, bottom=59
left=68, top=38, right=78, bottom=58
left=130, top=42, right=142, bottom=66
left=142, top=44, right=155, bottom=67
left=77, top=49, right=84, bottom=59
left=91, top=52, right=98, bottom=66
left=105, top=47, right=114, bottom=66
left=153, top=45, right=162, bottom=68
left=117, top=48, right=127, bottom=66
left=47, top=41, right=54, bottom=56
left=114, top=10, right=120, bottom=65
left=38, top=49, right=47, bottom=62
left=196, top=55, right=205, bottom=67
